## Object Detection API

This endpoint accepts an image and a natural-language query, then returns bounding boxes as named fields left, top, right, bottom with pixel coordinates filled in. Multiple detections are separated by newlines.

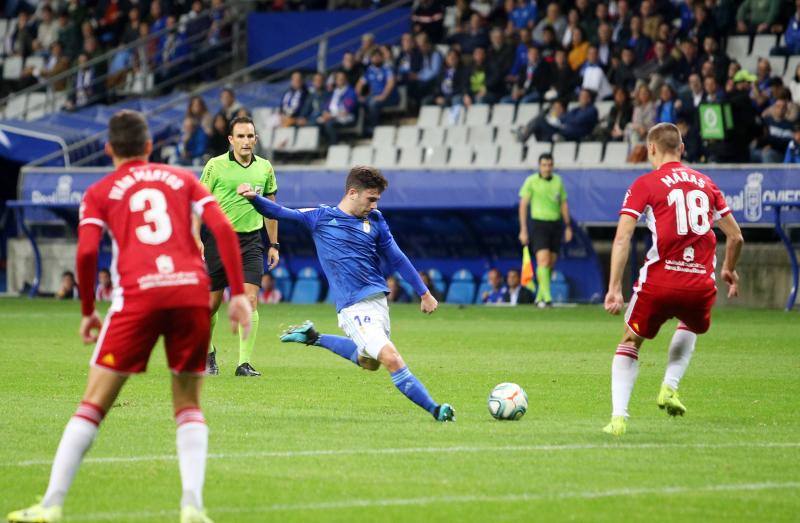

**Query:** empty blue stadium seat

left=291, top=267, right=322, bottom=304
left=426, top=268, right=447, bottom=295
left=474, top=282, right=493, bottom=303
left=550, top=271, right=569, bottom=303
left=446, top=269, right=476, bottom=304
left=270, top=266, right=293, bottom=300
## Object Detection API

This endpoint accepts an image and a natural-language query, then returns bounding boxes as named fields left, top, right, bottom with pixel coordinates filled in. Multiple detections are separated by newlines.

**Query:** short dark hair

left=228, top=116, right=255, bottom=136
left=108, top=110, right=150, bottom=158
left=539, top=152, right=554, bottom=163
left=345, top=165, right=388, bottom=193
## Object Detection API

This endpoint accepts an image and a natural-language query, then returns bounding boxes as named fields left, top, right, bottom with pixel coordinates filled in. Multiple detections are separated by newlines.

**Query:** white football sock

left=42, top=402, right=104, bottom=508
left=663, top=328, right=697, bottom=390
left=176, top=408, right=208, bottom=509
left=611, top=344, right=640, bottom=418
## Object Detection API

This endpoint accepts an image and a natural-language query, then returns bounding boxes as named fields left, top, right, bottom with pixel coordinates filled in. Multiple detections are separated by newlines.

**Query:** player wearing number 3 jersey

left=601, top=123, right=744, bottom=436
left=7, top=111, right=252, bottom=523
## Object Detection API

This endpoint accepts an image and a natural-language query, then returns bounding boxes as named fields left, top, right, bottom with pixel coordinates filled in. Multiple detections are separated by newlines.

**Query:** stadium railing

left=766, top=201, right=800, bottom=311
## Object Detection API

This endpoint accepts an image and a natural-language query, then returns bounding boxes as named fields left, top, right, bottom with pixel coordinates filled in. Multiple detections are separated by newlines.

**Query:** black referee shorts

left=203, top=230, right=264, bottom=292
left=530, top=219, right=564, bottom=254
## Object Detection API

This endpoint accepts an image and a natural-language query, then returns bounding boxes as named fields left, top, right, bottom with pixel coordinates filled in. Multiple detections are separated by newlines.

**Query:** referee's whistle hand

left=228, top=295, right=253, bottom=338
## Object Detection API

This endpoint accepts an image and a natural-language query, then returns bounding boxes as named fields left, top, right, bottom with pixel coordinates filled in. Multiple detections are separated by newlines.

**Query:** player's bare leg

left=603, top=328, right=645, bottom=436
left=234, top=283, right=261, bottom=377
left=535, top=249, right=555, bottom=307
left=657, top=324, right=696, bottom=416
left=8, top=367, right=127, bottom=523
left=205, top=290, right=224, bottom=376
left=377, top=343, right=455, bottom=422
left=172, top=374, right=213, bottom=523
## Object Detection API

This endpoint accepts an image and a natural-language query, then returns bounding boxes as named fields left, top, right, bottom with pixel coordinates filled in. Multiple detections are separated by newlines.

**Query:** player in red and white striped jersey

left=601, top=123, right=744, bottom=436
left=8, top=111, right=252, bottom=523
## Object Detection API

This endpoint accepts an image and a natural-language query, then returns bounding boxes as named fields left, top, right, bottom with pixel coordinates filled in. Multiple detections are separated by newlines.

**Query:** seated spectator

left=387, top=276, right=412, bottom=303
left=55, top=271, right=78, bottom=299
left=700, top=36, right=729, bottom=85
left=280, top=71, right=309, bottom=127
left=635, top=40, right=675, bottom=88
left=510, top=0, right=536, bottom=31
left=121, top=7, right=142, bottom=45
left=625, top=84, right=656, bottom=144
left=580, top=46, right=612, bottom=100
left=788, top=63, right=800, bottom=104
left=509, top=28, right=535, bottom=76
left=640, top=0, right=662, bottom=41
left=4, top=11, right=34, bottom=58
left=612, top=0, right=632, bottom=43
left=187, top=95, right=213, bottom=136
left=154, top=15, right=189, bottom=88
left=556, top=88, right=599, bottom=141
left=537, top=26, right=560, bottom=63
left=395, top=33, right=421, bottom=85
left=456, top=13, right=489, bottom=55
left=656, top=84, right=678, bottom=124
left=35, top=6, right=59, bottom=53
left=424, top=48, right=468, bottom=107
left=464, top=47, right=491, bottom=106
left=408, top=33, right=443, bottom=106
left=567, top=26, right=589, bottom=71
left=594, top=86, right=633, bottom=142
left=418, top=271, right=443, bottom=302
left=56, top=11, right=81, bottom=60
left=177, top=116, right=208, bottom=166
left=485, top=28, right=515, bottom=102
left=40, top=41, right=71, bottom=91
left=95, top=269, right=113, bottom=301
left=677, top=73, right=705, bottom=118
left=596, top=23, right=614, bottom=69
left=708, top=70, right=761, bottom=163
left=773, top=1, right=800, bottom=55
left=546, top=48, right=577, bottom=101
left=608, top=47, right=638, bottom=93
left=561, top=8, right=581, bottom=49
left=753, top=96, right=794, bottom=163
left=676, top=117, right=702, bottom=162
left=626, top=15, right=652, bottom=65
left=318, top=71, right=358, bottom=145
left=784, top=122, right=800, bottom=163
left=504, top=269, right=534, bottom=305
left=207, top=113, right=230, bottom=156
left=736, top=0, right=784, bottom=35
left=106, top=42, right=133, bottom=90
left=412, top=0, right=445, bottom=43
left=355, top=32, right=378, bottom=67
left=702, top=74, right=724, bottom=103
left=673, top=39, right=701, bottom=85
left=482, top=268, right=507, bottom=304
left=300, top=72, right=328, bottom=126
left=356, top=48, right=398, bottom=136
left=501, top=45, right=551, bottom=104
left=217, top=87, right=244, bottom=124
left=518, top=99, right=566, bottom=142
left=689, top=4, right=720, bottom=44
left=533, top=3, right=566, bottom=43
left=65, top=53, right=97, bottom=109
left=259, top=273, right=283, bottom=304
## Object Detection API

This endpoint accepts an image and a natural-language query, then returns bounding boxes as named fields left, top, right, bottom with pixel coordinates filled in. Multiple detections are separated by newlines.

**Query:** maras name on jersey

left=108, top=167, right=185, bottom=200
left=659, top=169, right=706, bottom=189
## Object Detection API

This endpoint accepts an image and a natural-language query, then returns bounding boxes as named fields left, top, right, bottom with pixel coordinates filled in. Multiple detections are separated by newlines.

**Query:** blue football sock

left=391, top=366, right=438, bottom=414
left=318, top=334, right=360, bottom=366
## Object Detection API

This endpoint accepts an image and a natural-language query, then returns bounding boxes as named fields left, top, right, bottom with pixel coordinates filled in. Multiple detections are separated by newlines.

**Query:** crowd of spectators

left=275, top=0, right=800, bottom=162
left=1, top=0, right=231, bottom=106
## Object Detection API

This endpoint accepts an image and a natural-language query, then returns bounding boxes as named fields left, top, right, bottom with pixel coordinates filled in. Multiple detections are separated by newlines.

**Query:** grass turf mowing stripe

left=74, top=482, right=800, bottom=520
left=10, top=441, right=800, bottom=467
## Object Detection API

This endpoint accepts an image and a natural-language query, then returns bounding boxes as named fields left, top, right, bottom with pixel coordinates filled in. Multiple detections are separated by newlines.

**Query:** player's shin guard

left=175, top=408, right=208, bottom=510
left=535, top=266, right=551, bottom=303
left=391, top=366, right=438, bottom=414
left=663, top=327, right=697, bottom=390
left=318, top=335, right=360, bottom=366
left=238, top=309, right=259, bottom=365
left=41, top=402, right=105, bottom=508
left=611, top=345, right=640, bottom=418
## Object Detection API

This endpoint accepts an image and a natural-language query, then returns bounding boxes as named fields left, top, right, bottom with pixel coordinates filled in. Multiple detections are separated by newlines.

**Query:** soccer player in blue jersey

left=237, top=166, right=455, bottom=421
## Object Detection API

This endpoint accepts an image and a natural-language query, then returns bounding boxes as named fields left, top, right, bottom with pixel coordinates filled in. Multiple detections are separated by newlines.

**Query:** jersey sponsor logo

left=254, top=185, right=264, bottom=195
left=156, top=254, right=175, bottom=274
left=137, top=271, right=201, bottom=290
left=682, top=246, right=695, bottom=263
left=664, top=259, right=707, bottom=274
left=101, top=353, right=116, bottom=365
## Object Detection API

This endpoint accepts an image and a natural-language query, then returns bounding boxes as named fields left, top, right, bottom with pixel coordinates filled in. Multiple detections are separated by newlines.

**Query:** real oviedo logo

left=744, top=172, right=763, bottom=222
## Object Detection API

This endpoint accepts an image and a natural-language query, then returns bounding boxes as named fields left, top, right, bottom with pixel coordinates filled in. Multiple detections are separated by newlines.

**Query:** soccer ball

left=487, top=383, right=528, bottom=420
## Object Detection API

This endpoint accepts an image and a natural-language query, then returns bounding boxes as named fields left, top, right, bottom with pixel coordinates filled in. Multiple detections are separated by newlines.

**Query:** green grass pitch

left=1, top=298, right=799, bottom=522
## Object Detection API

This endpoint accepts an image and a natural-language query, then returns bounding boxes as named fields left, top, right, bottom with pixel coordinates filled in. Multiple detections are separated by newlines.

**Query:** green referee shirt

left=518, top=172, right=567, bottom=222
left=200, top=151, right=278, bottom=233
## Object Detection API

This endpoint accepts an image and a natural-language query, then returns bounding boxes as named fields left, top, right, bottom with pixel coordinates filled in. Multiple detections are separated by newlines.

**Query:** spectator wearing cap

left=736, top=0, right=784, bottom=35
left=709, top=69, right=762, bottom=163
left=783, top=123, right=800, bottom=163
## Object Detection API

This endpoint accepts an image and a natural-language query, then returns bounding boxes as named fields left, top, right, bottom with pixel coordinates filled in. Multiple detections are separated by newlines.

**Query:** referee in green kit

left=197, top=116, right=279, bottom=376
left=517, top=152, right=573, bottom=307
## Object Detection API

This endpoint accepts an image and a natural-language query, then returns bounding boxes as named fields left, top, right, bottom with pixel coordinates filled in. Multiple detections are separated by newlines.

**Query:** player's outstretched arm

left=716, top=213, right=744, bottom=298
left=76, top=223, right=104, bottom=343
left=376, top=218, right=437, bottom=314
left=605, top=215, right=637, bottom=315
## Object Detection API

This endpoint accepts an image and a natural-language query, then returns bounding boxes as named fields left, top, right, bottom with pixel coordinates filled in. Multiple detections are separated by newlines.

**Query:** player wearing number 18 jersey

left=601, top=123, right=744, bottom=436
left=7, top=111, right=252, bottom=523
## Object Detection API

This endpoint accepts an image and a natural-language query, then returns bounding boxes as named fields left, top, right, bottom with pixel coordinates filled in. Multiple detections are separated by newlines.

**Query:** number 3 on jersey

left=667, top=188, right=710, bottom=236
left=129, top=188, right=173, bottom=244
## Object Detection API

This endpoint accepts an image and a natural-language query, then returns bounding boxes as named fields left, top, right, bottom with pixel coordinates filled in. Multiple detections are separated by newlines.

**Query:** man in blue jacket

left=557, top=89, right=599, bottom=141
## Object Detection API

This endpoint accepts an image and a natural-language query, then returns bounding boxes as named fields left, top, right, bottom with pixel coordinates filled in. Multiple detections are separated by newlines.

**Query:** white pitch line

left=10, top=441, right=800, bottom=467
left=74, top=482, right=800, bottom=521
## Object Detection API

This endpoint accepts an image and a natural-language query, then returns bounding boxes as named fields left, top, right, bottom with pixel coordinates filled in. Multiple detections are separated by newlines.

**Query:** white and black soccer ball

left=487, top=382, right=528, bottom=420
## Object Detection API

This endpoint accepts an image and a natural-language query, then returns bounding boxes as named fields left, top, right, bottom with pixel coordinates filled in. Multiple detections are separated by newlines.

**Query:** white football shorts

left=337, top=293, right=391, bottom=360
